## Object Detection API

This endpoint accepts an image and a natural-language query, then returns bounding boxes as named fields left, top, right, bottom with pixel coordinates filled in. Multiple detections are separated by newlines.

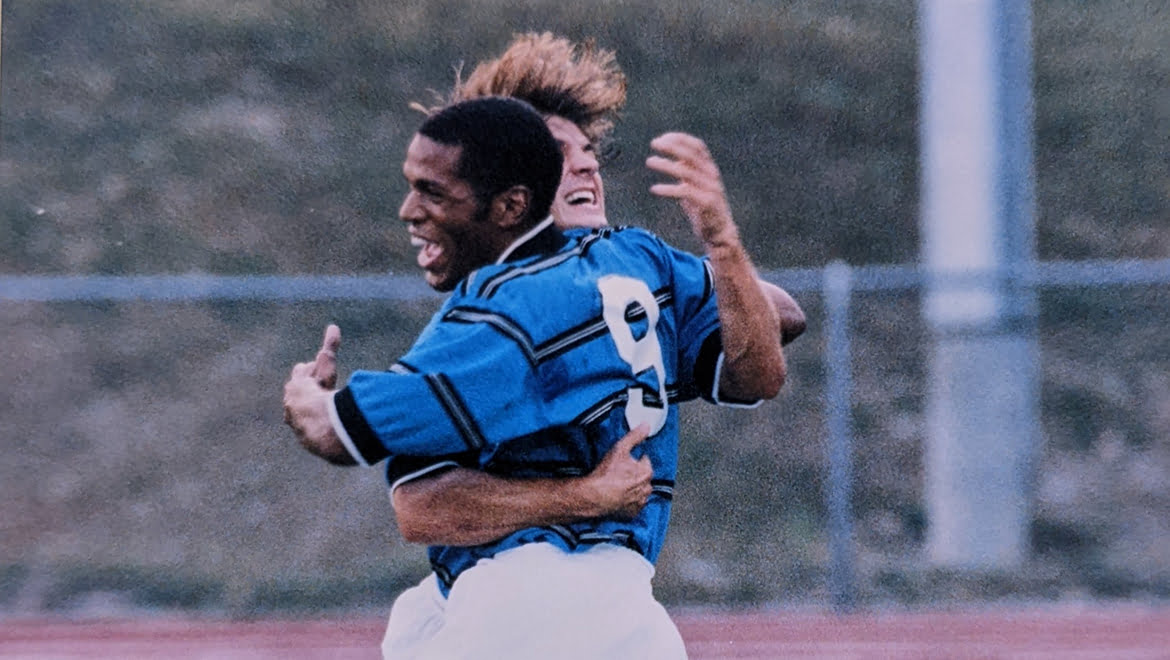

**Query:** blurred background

left=1, top=0, right=1168, bottom=618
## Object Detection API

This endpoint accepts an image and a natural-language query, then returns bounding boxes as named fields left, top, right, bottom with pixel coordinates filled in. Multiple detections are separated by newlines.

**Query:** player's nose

left=398, top=190, right=425, bottom=223
left=566, top=146, right=599, bottom=174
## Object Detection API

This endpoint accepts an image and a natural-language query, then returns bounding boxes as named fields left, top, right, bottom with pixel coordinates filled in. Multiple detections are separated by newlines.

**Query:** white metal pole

left=919, top=0, right=1039, bottom=569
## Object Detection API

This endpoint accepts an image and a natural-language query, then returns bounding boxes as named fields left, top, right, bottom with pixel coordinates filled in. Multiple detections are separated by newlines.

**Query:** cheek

left=442, top=222, right=490, bottom=268
left=554, top=173, right=573, bottom=201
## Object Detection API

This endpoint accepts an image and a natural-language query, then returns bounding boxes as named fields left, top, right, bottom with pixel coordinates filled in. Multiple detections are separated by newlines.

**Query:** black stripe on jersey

left=692, top=330, right=724, bottom=403
left=423, top=373, right=486, bottom=451
left=534, top=317, right=610, bottom=363
left=546, top=524, right=579, bottom=550
left=389, top=361, right=417, bottom=375
left=432, top=562, right=456, bottom=591
left=443, top=306, right=538, bottom=366
left=701, top=259, right=715, bottom=302
left=333, top=387, right=391, bottom=465
left=572, top=386, right=667, bottom=427
left=576, top=529, right=642, bottom=555
left=577, top=531, right=626, bottom=544
left=475, top=232, right=602, bottom=299
left=534, top=286, right=673, bottom=363
left=652, top=287, right=673, bottom=308
left=546, top=526, right=639, bottom=554
left=651, top=479, right=675, bottom=500
left=573, top=390, right=628, bottom=427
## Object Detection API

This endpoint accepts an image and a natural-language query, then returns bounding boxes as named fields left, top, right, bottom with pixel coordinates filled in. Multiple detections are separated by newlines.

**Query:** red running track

left=2, top=605, right=1169, bottom=659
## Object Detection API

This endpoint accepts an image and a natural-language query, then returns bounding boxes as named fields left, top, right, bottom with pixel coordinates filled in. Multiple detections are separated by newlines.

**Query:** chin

left=426, top=272, right=456, bottom=293
left=554, top=210, right=608, bottom=230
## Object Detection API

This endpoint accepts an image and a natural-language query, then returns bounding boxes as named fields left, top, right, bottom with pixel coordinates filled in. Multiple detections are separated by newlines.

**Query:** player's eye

left=415, top=183, right=446, bottom=204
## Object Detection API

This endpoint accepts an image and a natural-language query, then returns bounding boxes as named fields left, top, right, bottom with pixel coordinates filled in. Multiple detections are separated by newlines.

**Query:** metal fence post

left=824, top=260, right=856, bottom=613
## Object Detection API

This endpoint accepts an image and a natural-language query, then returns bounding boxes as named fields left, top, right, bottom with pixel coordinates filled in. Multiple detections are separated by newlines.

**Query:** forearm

left=705, top=229, right=787, bottom=400
left=645, top=132, right=787, bottom=400
left=392, top=468, right=604, bottom=546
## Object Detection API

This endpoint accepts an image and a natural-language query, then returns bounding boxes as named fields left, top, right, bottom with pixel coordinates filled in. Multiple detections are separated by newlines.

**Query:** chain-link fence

left=4, top=259, right=1168, bottom=615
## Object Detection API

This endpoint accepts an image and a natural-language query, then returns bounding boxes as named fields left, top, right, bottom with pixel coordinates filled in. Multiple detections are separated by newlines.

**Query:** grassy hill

left=1, top=0, right=1168, bottom=615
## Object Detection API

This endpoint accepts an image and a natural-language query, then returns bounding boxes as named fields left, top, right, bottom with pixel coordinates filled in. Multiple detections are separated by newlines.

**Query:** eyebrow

left=557, top=136, right=593, bottom=151
left=414, top=178, right=444, bottom=195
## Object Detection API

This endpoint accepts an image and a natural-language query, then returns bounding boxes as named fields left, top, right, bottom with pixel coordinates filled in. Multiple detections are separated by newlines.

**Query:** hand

left=282, top=359, right=325, bottom=437
left=311, top=324, right=342, bottom=389
left=580, top=424, right=654, bottom=520
left=282, top=325, right=355, bottom=466
left=646, top=132, right=738, bottom=248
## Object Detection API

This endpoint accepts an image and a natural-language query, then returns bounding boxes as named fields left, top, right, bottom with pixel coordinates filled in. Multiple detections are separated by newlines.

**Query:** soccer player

left=283, top=96, right=785, bottom=658
left=374, top=33, right=806, bottom=657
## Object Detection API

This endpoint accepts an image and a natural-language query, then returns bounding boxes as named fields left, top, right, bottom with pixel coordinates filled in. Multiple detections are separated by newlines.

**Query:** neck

left=495, top=216, right=560, bottom=264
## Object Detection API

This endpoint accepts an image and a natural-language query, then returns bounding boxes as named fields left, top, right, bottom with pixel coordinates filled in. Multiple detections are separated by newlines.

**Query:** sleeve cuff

left=388, top=460, right=463, bottom=492
left=330, top=387, right=391, bottom=466
left=328, top=390, right=369, bottom=467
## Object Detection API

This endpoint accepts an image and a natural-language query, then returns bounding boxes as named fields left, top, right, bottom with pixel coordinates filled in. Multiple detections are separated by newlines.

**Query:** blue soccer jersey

left=333, top=225, right=732, bottom=595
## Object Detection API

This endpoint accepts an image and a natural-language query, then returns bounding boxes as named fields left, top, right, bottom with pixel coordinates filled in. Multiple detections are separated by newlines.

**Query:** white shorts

left=381, top=543, right=687, bottom=659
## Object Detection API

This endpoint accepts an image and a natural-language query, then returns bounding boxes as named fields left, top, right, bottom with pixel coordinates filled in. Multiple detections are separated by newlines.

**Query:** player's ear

left=490, top=185, right=531, bottom=229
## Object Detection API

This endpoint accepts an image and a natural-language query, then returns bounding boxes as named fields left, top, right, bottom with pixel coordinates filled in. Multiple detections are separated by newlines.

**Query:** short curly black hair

left=418, top=96, right=563, bottom=226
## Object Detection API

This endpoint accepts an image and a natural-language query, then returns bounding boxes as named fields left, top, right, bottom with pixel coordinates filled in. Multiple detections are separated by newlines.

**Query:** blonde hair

left=418, top=33, right=628, bottom=147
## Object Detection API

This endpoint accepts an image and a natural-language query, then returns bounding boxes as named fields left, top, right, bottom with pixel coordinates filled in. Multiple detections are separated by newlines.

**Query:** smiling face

left=546, top=115, right=607, bottom=230
left=398, top=134, right=502, bottom=292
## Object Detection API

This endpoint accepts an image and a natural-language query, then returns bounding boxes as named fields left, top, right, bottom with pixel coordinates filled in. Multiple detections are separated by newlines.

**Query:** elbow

left=759, top=363, right=786, bottom=400
left=727, top=358, right=785, bottom=401
left=757, top=335, right=789, bottom=399
left=719, top=343, right=787, bottom=400
left=773, top=363, right=788, bottom=396
left=762, top=282, right=806, bottom=346
left=756, top=344, right=788, bottom=399
left=391, top=489, right=437, bottom=544
left=780, top=309, right=807, bottom=346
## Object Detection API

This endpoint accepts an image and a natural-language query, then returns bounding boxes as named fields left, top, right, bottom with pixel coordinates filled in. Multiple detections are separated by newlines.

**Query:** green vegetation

left=1, top=0, right=1167, bottom=615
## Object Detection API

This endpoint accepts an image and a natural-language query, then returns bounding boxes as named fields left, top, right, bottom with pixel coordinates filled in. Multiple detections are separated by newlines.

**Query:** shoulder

left=564, top=226, right=682, bottom=271
left=567, top=225, right=661, bottom=247
left=440, top=243, right=590, bottom=339
left=455, top=239, right=582, bottom=303
left=450, top=227, right=665, bottom=302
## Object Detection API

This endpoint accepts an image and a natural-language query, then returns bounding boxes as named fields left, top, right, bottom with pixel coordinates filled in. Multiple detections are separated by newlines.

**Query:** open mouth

left=410, top=234, right=443, bottom=270
left=565, top=189, right=597, bottom=206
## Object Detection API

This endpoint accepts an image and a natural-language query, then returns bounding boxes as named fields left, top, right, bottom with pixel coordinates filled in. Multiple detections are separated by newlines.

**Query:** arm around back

left=392, top=425, right=654, bottom=546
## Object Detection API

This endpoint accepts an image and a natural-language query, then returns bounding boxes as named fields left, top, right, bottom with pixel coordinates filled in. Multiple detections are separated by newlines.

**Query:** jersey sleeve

left=653, top=238, right=721, bottom=397
left=331, top=308, right=550, bottom=466
left=385, top=452, right=477, bottom=492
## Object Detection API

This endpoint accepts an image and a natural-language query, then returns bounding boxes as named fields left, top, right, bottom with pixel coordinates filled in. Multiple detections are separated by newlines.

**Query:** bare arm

left=393, top=425, right=653, bottom=546
left=647, top=132, right=786, bottom=401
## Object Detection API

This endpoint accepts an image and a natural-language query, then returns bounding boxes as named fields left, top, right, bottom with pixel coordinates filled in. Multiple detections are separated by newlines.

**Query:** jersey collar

left=494, top=216, right=567, bottom=264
